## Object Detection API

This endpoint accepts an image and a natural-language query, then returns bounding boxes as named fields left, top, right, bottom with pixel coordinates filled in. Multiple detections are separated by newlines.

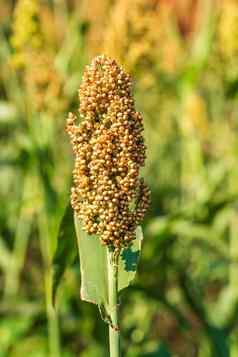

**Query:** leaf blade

left=118, top=226, right=143, bottom=292
left=74, top=213, right=108, bottom=307
left=74, top=213, right=143, bottom=319
left=52, top=204, right=77, bottom=305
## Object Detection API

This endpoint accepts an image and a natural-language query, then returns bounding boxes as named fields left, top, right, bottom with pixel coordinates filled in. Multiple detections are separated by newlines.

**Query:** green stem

left=45, top=269, right=61, bottom=357
left=108, top=249, right=120, bottom=357
left=4, top=176, right=32, bottom=299
left=37, top=196, right=61, bottom=357
left=229, top=213, right=238, bottom=357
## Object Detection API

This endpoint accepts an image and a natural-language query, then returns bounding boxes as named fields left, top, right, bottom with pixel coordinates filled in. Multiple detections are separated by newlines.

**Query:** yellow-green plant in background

left=11, top=0, right=43, bottom=69
left=11, top=0, right=66, bottom=116
left=102, top=0, right=185, bottom=82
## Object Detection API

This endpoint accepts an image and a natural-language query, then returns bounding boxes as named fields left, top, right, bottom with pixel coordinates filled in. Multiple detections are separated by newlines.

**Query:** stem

left=37, top=186, right=61, bottom=357
left=230, top=213, right=238, bottom=357
left=4, top=176, right=32, bottom=299
left=45, top=269, right=61, bottom=357
left=108, top=249, right=120, bottom=357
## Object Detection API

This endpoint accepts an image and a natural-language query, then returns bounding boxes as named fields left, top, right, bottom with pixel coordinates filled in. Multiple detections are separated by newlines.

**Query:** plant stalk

left=108, top=249, right=120, bottom=357
left=4, top=176, right=32, bottom=299
left=37, top=192, right=61, bottom=357
left=229, top=212, right=238, bottom=357
left=45, top=269, right=61, bottom=357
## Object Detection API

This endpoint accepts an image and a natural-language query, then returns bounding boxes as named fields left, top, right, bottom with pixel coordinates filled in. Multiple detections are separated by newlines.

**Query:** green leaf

left=207, top=326, right=229, bottom=357
left=74, top=213, right=143, bottom=322
left=118, top=226, right=143, bottom=292
left=74, top=214, right=108, bottom=306
left=52, top=204, right=77, bottom=305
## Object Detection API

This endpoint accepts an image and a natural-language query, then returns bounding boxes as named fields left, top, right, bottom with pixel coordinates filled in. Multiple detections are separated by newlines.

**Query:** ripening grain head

left=11, top=0, right=43, bottom=69
left=66, top=55, right=150, bottom=250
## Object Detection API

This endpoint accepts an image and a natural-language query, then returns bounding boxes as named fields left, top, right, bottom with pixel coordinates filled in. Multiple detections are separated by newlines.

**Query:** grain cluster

left=66, top=55, right=150, bottom=249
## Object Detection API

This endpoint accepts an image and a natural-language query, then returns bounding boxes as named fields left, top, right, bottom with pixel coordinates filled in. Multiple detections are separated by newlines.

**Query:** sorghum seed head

left=66, top=55, right=150, bottom=249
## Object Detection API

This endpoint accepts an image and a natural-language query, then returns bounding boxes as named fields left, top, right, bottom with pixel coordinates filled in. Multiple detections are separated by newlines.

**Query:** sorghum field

left=1, top=0, right=238, bottom=356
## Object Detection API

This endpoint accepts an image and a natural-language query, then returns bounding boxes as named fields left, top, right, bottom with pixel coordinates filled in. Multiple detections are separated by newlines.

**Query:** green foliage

left=74, top=213, right=142, bottom=323
left=52, top=204, right=77, bottom=306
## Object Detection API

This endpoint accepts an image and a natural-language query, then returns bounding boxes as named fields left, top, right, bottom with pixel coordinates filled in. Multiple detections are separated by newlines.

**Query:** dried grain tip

left=66, top=55, right=150, bottom=249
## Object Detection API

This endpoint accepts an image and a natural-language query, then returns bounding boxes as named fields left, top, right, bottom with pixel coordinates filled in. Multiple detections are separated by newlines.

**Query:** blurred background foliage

left=0, top=0, right=238, bottom=356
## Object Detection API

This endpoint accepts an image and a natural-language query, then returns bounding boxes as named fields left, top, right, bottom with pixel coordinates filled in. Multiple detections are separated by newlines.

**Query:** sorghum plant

left=11, top=0, right=66, bottom=115
left=9, top=2, right=68, bottom=356
left=66, top=55, right=150, bottom=356
left=11, top=0, right=43, bottom=69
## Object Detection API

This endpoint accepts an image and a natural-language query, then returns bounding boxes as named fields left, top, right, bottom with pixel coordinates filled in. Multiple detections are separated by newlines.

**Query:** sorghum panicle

left=66, top=55, right=150, bottom=250
left=11, top=0, right=43, bottom=69
left=25, top=53, right=66, bottom=114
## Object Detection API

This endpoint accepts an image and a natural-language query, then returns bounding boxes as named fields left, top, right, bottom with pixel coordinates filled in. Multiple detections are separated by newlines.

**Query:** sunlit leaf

left=118, top=226, right=143, bottom=292
left=74, top=213, right=142, bottom=323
